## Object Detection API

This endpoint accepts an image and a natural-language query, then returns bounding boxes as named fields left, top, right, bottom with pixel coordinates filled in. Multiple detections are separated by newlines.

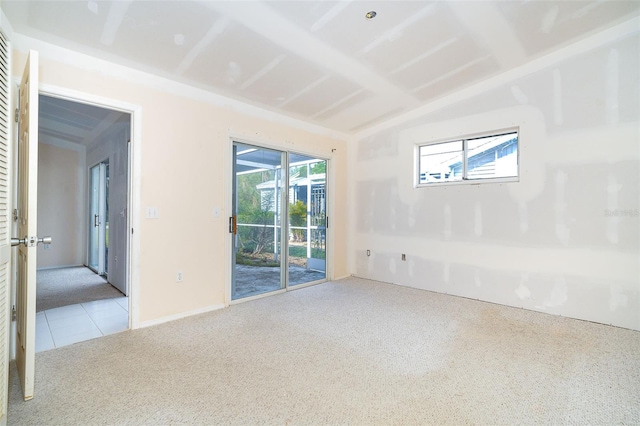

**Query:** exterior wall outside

left=349, top=31, right=640, bottom=330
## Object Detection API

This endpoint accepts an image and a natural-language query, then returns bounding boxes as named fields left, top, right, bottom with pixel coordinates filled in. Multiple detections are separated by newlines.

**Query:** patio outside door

left=231, top=143, right=328, bottom=301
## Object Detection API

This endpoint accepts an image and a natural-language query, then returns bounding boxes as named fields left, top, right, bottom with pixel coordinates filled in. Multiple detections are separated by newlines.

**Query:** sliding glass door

left=231, top=143, right=327, bottom=300
left=88, top=160, right=109, bottom=276
left=288, top=154, right=327, bottom=286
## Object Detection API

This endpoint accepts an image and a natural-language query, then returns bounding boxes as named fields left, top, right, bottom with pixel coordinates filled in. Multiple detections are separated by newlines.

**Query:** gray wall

left=348, top=33, right=639, bottom=330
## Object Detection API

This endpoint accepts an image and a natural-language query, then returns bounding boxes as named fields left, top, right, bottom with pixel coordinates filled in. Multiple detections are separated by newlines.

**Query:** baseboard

left=137, top=303, right=226, bottom=329
left=331, top=274, right=352, bottom=281
left=36, top=264, right=84, bottom=271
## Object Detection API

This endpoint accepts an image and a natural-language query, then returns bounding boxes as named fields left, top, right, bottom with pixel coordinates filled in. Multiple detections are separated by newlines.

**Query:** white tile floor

left=36, top=297, right=129, bottom=353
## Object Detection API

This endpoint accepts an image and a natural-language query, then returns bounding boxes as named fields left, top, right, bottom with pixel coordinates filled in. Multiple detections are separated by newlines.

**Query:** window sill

left=415, top=176, right=519, bottom=188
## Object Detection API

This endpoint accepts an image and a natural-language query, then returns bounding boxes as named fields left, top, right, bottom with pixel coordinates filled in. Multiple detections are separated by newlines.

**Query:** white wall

left=37, top=143, right=83, bottom=268
left=349, top=30, right=639, bottom=330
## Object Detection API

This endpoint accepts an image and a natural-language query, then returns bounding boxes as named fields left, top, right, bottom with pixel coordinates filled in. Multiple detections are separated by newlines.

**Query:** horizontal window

left=417, top=130, right=518, bottom=185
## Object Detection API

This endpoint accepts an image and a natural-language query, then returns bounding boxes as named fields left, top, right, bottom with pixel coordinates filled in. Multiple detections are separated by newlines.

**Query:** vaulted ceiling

left=4, top=1, right=639, bottom=137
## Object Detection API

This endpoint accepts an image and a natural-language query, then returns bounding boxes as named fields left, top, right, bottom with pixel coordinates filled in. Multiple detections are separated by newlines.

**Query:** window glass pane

left=466, top=132, right=518, bottom=180
left=419, top=141, right=463, bottom=184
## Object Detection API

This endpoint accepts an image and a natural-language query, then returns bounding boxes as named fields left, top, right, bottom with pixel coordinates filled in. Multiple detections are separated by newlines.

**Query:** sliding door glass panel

left=88, top=164, right=100, bottom=271
left=288, top=154, right=326, bottom=286
left=232, top=143, right=285, bottom=300
left=88, top=161, right=108, bottom=276
left=104, top=162, right=110, bottom=274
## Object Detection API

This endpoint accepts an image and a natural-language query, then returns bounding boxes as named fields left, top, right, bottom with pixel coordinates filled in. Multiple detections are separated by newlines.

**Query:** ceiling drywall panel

left=184, top=22, right=277, bottom=85
left=3, top=0, right=638, bottom=135
left=238, top=56, right=326, bottom=105
left=413, top=56, right=501, bottom=102
left=280, top=75, right=367, bottom=117
left=390, top=35, right=488, bottom=92
left=270, top=1, right=434, bottom=56
left=498, top=1, right=640, bottom=56
left=109, top=1, right=219, bottom=71
left=359, top=4, right=460, bottom=76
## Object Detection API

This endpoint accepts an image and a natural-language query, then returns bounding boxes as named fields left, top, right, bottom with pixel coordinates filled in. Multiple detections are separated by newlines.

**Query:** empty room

left=0, top=0, right=638, bottom=424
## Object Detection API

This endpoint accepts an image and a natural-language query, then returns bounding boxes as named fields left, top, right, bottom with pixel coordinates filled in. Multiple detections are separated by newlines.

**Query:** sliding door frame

left=226, top=136, right=329, bottom=305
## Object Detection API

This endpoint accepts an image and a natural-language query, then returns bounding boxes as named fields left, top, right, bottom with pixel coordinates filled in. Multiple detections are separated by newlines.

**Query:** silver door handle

left=11, top=236, right=52, bottom=247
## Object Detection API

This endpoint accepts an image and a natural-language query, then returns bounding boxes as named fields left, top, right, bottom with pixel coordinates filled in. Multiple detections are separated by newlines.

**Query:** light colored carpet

left=36, top=266, right=124, bottom=312
left=9, top=277, right=640, bottom=425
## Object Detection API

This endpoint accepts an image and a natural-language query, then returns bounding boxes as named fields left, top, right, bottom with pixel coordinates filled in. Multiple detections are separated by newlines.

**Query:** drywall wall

left=86, top=118, right=130, bottom=295
left=349, top=30, right=639, bottom=330
left=37, top=143, right=83, bottom=269
left=11, top=36, right=349, bottom=325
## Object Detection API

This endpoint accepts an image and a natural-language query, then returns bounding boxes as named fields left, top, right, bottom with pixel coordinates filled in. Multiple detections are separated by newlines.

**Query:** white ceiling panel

left=390, top=35, right=489, bottom=92
left=498, top=1, right=640, bottom=56
left=109, top=1, right=220, bottom=71
left=3, top=0, right=638, bottom=135
left=280, top=75, right=366, bottom=118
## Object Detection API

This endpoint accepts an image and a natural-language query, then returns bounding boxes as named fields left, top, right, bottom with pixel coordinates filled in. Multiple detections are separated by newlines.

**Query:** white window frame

left=415, top=127, right=520, bottom=188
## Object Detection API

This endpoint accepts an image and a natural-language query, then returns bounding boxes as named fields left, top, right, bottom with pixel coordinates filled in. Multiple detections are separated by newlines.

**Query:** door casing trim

left=37, top=83, right=142, bottom=329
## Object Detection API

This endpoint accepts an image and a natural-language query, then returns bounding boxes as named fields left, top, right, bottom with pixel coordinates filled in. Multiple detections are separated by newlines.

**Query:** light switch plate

left=146, top=207, right=159, bottom=219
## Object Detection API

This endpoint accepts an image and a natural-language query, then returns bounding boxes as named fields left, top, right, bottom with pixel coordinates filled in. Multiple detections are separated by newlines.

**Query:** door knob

left=11, top=236, right=52, bottom=247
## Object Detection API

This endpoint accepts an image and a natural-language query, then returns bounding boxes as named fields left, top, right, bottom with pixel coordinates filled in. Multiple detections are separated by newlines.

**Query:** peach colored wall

left=12, top=45, right=349, bottom=325
left=37, top=143, right=82, bottom=269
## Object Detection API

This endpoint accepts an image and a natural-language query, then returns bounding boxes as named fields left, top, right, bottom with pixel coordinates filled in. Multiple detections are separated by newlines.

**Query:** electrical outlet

left=402, top=254, right=406, bottom=261
left=366, top=250, right=371, bottom=256
left=176, top=271, right=183, bottom=282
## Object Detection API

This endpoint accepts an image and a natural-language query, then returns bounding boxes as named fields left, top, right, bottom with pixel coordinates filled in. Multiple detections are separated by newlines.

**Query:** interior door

left=0, top=29, right=13, bottom=423
left=15, top=50, right=39, bottom=401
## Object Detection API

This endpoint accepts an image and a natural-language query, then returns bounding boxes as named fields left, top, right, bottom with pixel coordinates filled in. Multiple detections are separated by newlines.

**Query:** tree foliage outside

left=237, top=170, right=276, bottom=255
left=310, top=161, right=325, bottom=174
left=289, top=200, right=307, bottom=242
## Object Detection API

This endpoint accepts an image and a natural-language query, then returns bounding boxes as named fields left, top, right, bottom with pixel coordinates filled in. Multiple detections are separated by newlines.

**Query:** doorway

left=231, top=142, right=328, bottom=301
left=35, top=94, right=131, bottom=351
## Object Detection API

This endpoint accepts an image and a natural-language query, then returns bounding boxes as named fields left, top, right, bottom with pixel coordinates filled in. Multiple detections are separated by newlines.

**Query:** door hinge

left=12, top=209, right=18, bottom=222
left=14, top=108, right=18, bottom=123
left=11, top=305, right=16, bottom=322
